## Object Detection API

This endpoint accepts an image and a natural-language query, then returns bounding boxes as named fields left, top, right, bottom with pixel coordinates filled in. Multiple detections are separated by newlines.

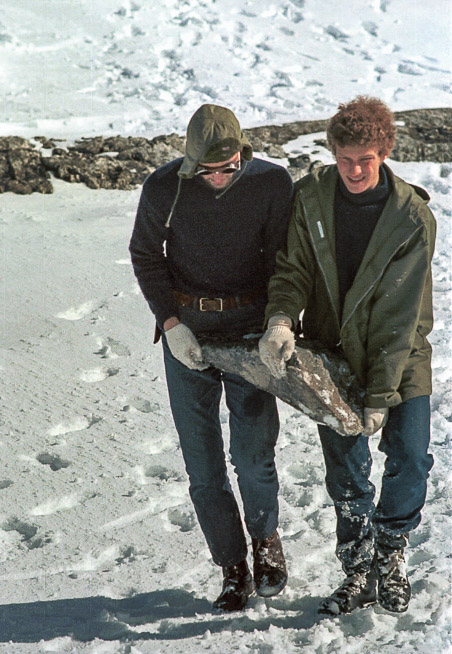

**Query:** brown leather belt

left=173, top=288, right=265, bottom=312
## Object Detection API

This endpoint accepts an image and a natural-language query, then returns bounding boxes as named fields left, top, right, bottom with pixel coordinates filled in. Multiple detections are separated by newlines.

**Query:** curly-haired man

left=259, top=96, right=436, bottom=615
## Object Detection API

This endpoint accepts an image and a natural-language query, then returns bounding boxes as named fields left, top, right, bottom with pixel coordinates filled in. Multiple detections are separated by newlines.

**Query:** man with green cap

left=129, top=104, right=293, bottom=611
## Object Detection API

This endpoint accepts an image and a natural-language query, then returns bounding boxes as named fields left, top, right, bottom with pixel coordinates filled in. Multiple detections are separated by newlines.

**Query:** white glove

left=165, top=323, right=209, bottom=371
left=363, top=407, right=389, bottom=435
left=259, top=314, right=295, bottom=379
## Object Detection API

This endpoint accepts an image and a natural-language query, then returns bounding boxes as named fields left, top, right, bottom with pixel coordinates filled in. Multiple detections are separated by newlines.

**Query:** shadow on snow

left=0, top=588, right=323, bottom=643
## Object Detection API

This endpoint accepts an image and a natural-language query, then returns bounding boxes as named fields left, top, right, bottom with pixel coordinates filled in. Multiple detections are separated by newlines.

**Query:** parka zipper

left=340, top=226, right=423, bottom=336
left=304, top=210, right=342, bottom=344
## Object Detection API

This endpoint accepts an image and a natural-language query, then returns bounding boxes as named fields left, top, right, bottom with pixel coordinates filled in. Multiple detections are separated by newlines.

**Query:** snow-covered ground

left=1, top=1, right=451, bottom=653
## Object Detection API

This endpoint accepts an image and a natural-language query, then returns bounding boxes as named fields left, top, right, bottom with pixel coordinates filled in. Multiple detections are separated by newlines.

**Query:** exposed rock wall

left=1, top=108, right=450, bottom=194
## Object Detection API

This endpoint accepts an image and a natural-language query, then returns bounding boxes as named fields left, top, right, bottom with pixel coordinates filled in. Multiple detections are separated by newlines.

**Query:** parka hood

left=178, top=104, right=253, bottom=179
left=409, top=183, right=430, bottom=203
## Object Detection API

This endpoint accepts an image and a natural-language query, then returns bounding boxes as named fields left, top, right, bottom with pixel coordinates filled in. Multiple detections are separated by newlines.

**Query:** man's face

left=196, top=152, right=240, bottom=190
left=335, top=145, right=388, bottom=194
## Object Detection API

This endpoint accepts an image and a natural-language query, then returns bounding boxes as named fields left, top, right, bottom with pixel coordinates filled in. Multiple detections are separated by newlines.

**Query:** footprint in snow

left=115, top=545, right=138, bottom=565
left=30, top=493, right=81, bottom=517
left=95, top=337, right=131, bottom=358
left=167, top=506, right=196, bottom=532
left=144, top=464, right=184, bottom=482
left=1, top=517, right=50, bottom=549
left=398, top=62, right=423, bottom=76
left=47, top=415, right=102, bottom=437
left=36, top=452, right=70, bottom=471
left=80, top=367, right=119, bottom=382
left=362, top=21, right=378, bottom=37
left=122, top=398, right=160, bottom=413
left=56, top=301, right=97, bottom=321
left=325, top=25, right=349, bottom=42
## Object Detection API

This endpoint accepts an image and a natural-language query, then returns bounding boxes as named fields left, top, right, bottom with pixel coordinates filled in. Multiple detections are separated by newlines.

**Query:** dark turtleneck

left=335, top=166, right=390, bottom=314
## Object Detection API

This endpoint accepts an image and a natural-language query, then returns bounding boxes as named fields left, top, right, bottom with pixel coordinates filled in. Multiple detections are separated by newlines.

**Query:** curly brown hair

left=326, top=96, right=396, bottom=155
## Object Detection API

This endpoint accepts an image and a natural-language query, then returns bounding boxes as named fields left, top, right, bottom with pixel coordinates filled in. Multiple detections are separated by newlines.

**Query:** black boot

left=318, top=566, right=377, bottom=615
left=375, top=535, right=411, bottom=613
left=213, top=560, right=254, bottom=612
left=252, top=530, right=287, bottom=597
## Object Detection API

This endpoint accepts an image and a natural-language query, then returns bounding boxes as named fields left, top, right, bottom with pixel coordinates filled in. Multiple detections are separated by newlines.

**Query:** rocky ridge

left=0, top=108, right=450, bottom=194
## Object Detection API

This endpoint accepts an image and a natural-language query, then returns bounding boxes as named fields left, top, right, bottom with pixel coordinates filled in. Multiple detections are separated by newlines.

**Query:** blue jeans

left=162, top=302, right=280, bottom=567
left=318, top=396, right=433, bottom=573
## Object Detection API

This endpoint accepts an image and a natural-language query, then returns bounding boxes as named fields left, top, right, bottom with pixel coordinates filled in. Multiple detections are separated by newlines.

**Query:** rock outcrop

left=1, top=107, right=450, bottom=194
left=0, top=137, right=53, bottom=194
left=42, top=134, right=186, bottom=190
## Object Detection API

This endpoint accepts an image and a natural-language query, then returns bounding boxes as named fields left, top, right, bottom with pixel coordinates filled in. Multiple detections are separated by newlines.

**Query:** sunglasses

left=195, top=159, right=241, bottom=176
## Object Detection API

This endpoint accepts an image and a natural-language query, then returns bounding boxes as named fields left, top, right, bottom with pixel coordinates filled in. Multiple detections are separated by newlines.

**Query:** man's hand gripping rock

left=363, top=407, right=389, bottom=435
left=259, top=314, right=295, bottom=378
left=165, top=322, right=209, bottom=371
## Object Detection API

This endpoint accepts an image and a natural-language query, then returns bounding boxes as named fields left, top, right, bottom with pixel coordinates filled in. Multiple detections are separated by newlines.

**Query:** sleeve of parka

left=264, top=193, right=317, bottom=328
left=363, top=217, right=436, bottom=408
left=129, top=187, right=180, bottom=328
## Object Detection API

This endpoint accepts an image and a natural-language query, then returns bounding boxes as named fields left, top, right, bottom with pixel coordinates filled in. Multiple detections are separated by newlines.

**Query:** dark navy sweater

left=129, top=157, right=294, bottom=327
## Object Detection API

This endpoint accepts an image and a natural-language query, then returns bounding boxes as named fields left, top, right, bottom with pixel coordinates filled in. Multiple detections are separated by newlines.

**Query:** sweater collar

left=338, top=166, right=390, bottom=206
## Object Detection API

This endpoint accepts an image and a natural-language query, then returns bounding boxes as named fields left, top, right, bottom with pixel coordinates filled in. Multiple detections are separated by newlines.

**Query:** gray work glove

left=363, top=407, right=389, bottom=435
left=165, top=323, right=209, bottom=371
left=259, top=314, right=295, bottom=379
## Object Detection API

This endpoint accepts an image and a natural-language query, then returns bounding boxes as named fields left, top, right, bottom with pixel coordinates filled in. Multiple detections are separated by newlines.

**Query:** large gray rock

left=200, top=335, right=365, bottom=436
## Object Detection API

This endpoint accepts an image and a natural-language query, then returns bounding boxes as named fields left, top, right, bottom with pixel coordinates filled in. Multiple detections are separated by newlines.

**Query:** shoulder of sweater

left=246, top=157, right=293, bottom=181
left=142, top=158, right=183, bottom=194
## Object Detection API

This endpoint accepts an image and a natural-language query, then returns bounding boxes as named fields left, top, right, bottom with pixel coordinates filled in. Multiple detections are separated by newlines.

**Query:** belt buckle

left=199, top=297, right=223, bottom=312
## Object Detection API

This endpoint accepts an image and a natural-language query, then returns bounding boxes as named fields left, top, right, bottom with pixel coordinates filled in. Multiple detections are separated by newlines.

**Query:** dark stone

left=43, top=150, right=148, bottom=190
left=244, top=119, right=329, bottom=147
left=33, top=136, right=61, bottom=150
left=0, top=137, right=53, bottom=194
left=69, top=136, right=106, bottom=155
left=288, top=155, right=325, bottom=181
left=40, top=132, right=186, bottom=190
left=391, top=108, right=452, bottom=163
left=199, top=335, right=365, bottom=436
left=289, top=154, right=313, bottom=169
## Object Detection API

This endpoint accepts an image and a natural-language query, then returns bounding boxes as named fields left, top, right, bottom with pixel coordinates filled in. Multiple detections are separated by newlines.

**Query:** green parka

left=265, top=164, right=436, bottom=409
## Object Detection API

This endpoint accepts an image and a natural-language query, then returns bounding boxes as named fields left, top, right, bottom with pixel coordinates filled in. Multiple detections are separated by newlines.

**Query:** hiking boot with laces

left=318, top=567, right=377, bottom=615
left=252, top=530, right=288, bottom=597
left=213, top=560, right=254, bottom=612
left=375, top=547, right=411, bottom=613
